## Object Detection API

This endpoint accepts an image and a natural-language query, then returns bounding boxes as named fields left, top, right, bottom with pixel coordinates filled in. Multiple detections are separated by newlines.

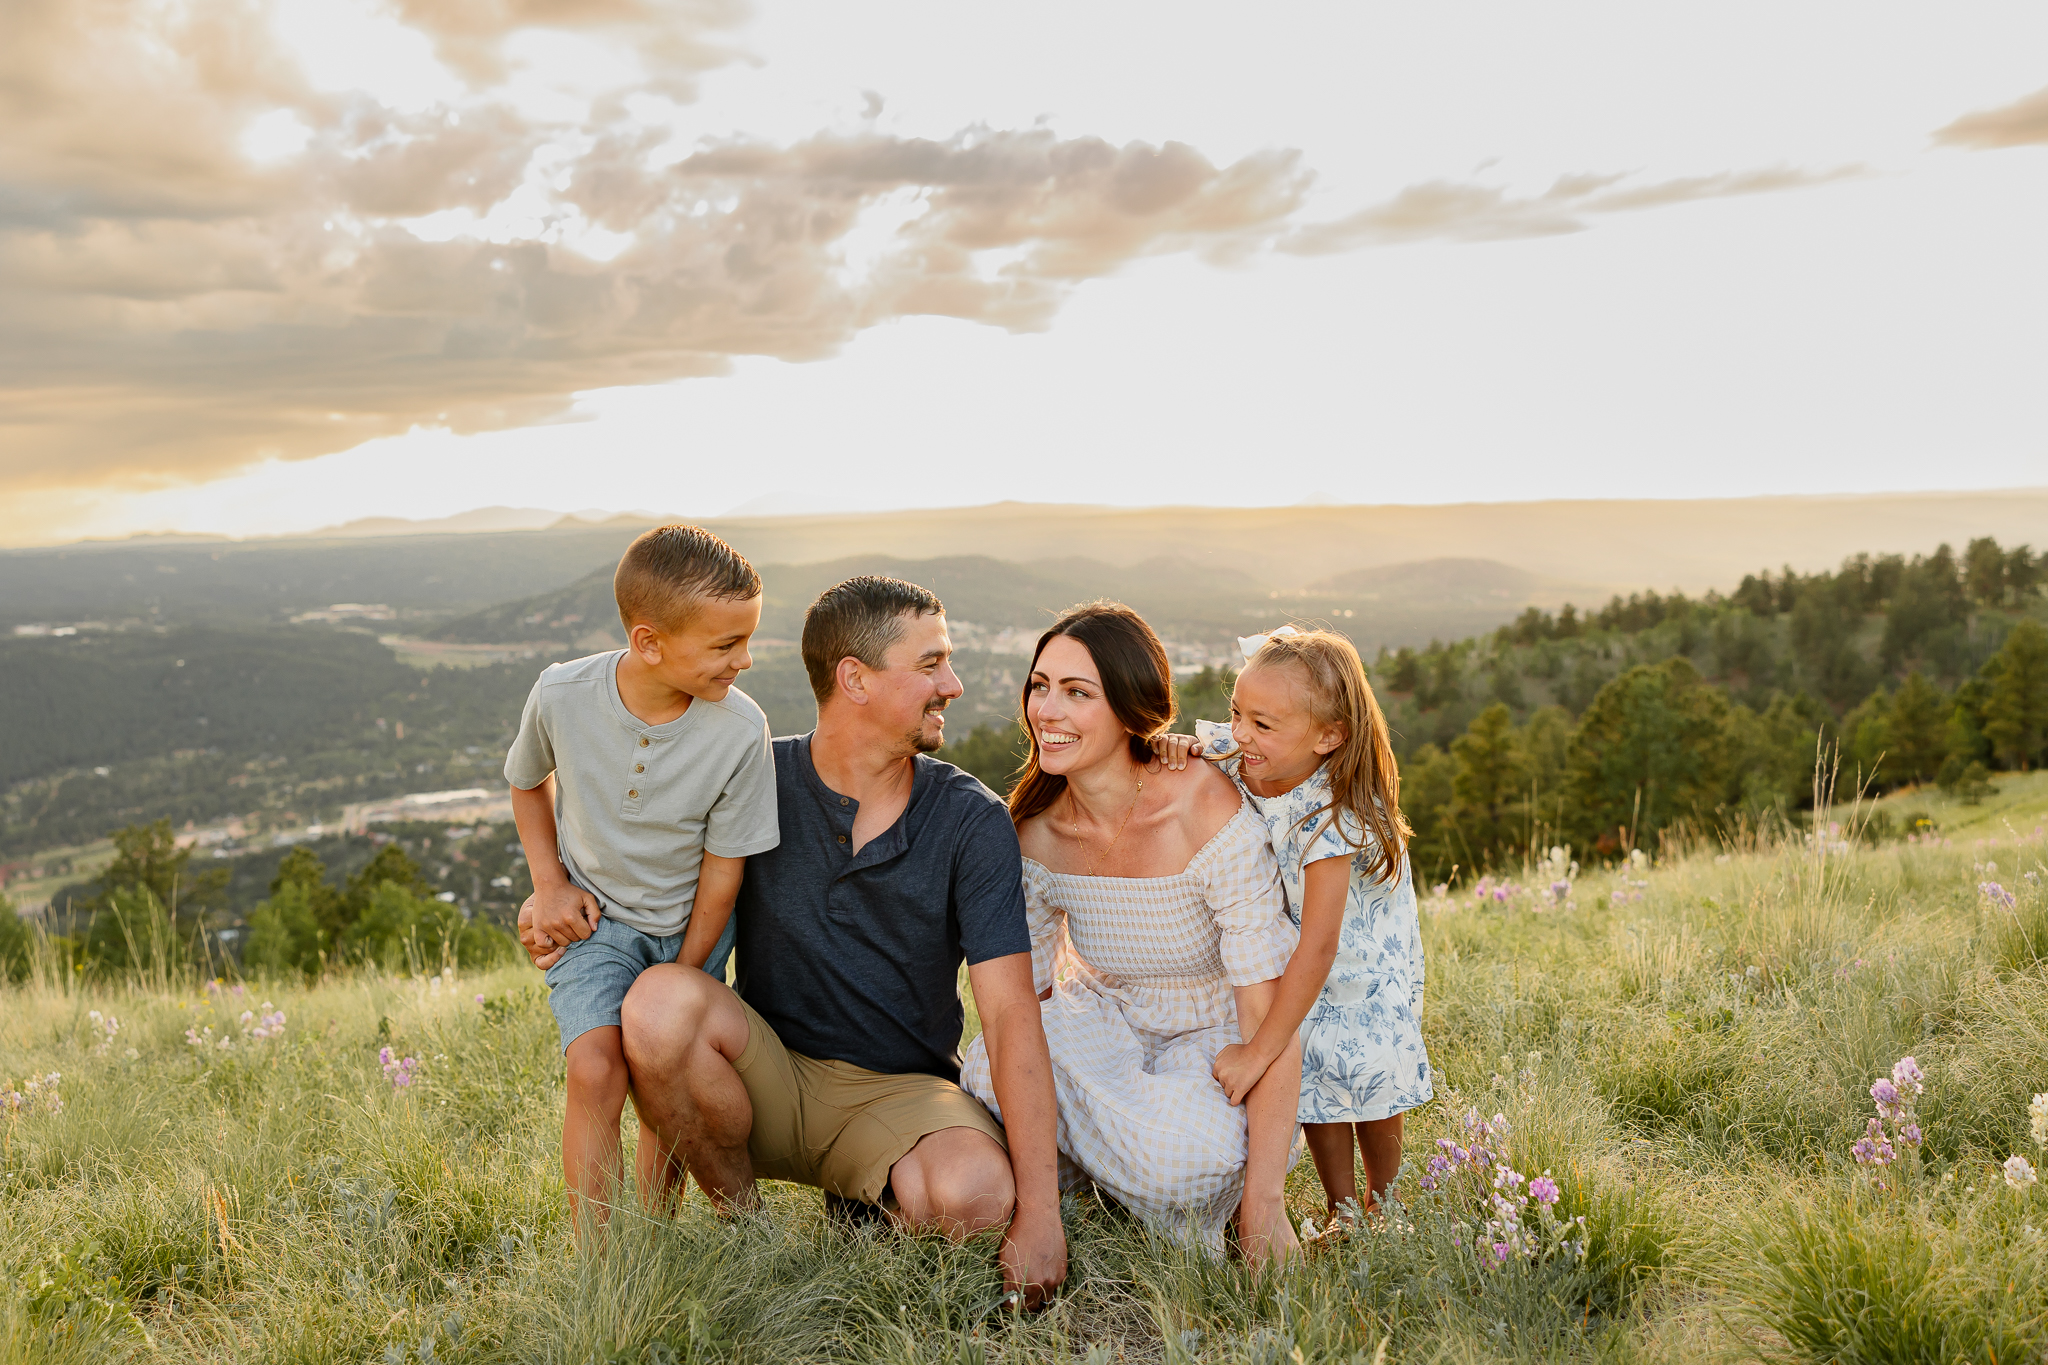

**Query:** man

left=521, top=575, right=1066, bottom=1304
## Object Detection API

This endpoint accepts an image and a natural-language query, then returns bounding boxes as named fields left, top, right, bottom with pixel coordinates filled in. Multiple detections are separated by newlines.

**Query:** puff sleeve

left=1198, top=809, right=1298, bottom=986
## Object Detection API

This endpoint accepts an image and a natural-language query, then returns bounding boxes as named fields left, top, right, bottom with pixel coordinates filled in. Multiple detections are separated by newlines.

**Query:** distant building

left=341, top=788, right=512, bottom=833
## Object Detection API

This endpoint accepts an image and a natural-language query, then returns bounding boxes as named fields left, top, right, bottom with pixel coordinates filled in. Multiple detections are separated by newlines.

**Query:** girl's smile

left=1229, top=661, right=1344, bottom=797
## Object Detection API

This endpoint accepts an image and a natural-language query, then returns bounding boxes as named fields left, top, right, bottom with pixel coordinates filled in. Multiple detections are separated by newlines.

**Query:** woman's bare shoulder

left=1144, top=754, right=1244, bottom=835
left=1015, top=809, right=1062, bottom=865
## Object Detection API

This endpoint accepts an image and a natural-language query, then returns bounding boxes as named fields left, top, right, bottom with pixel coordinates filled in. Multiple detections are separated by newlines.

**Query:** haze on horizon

left=3, top=1, right=2045, bottom=548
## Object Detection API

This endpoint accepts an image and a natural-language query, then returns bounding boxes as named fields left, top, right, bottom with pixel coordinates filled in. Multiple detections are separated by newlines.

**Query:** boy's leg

left=1303, top=1121, right=1360, bottom=1212
left=1356, top=1113, right=1404, bottom=1211
left=563, top=1026, right=631, bottom=1233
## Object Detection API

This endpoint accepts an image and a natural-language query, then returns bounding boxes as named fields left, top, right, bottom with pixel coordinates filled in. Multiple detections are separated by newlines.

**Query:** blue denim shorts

left=544, top=913, right=736, bottom=1052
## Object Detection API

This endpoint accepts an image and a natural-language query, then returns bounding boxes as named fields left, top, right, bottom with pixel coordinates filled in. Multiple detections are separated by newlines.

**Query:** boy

left=505, top=524, right=780, bottom=1233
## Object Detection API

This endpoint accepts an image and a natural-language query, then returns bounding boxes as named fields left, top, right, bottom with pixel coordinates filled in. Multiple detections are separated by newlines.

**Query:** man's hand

left=1211, top=1041, right=1271, bottom=1106
left=998, top=1204, right=1067, bottom=1310
left=516, top=893, right=579, bottom=970
left=1149, top=731, right=1202, bottom=771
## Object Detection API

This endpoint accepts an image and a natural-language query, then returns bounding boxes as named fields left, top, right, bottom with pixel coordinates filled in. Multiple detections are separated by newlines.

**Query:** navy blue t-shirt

left=734, top=734, right=1031, bottom=1083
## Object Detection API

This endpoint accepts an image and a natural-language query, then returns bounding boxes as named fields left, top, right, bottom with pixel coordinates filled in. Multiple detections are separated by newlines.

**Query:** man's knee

left=892, top=1129, right=1015, bottom=1234
left=620, top=964, right=734, bottom=1066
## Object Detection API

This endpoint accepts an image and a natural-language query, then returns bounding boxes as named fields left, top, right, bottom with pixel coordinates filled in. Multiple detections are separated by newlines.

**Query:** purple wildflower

left=1871, top=1078, right=1902, bottom=1119
left=1528, top=1175, right=1560, bottom=1206
left=1891, top=1057, right=1923, bottom=1094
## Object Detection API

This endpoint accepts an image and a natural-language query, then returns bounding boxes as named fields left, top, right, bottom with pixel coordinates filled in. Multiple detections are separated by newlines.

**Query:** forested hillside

left=939, top=537, right=2048, bottom=881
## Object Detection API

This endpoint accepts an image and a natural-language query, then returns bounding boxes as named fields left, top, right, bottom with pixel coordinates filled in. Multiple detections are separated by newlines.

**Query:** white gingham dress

left=960, top=802, right=1297, bottom=1253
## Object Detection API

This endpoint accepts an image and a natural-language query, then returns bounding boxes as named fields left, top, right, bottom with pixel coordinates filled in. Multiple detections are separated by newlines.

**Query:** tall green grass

left=4, top=827, right=2046, bottom=1362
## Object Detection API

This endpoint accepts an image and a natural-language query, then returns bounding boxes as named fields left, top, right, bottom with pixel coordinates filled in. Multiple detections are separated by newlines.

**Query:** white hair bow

left=1236, top=624, right=1301, bottom=661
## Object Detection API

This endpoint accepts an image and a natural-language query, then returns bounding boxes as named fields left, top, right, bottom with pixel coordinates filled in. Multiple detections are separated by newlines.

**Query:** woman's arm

left=1232, top=975, right=1303, bottom=1263
left=1211, top=856, right=1347, bottom=1103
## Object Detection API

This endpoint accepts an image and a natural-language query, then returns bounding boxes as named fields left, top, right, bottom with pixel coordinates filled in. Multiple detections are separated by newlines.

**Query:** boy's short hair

left=614, top=525, right=762, bottom=634
left=801, top=576, right=945, bottom=704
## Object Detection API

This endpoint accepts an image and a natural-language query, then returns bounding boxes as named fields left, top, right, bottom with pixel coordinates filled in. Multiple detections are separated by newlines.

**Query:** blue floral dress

left=1195, top=721, right=1434, bottom=1124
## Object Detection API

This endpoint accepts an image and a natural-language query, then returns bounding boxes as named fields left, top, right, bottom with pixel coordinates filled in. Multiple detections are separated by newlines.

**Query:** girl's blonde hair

left=1243, top=628, right=1410, bottom=883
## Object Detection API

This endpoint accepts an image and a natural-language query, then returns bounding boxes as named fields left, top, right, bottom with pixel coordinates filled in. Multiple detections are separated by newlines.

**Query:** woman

left=960, top=603, right=1302, bottom=1261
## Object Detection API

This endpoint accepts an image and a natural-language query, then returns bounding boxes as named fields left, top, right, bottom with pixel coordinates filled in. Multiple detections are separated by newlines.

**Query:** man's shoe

left=823, top=1191, right=887, bottom=1230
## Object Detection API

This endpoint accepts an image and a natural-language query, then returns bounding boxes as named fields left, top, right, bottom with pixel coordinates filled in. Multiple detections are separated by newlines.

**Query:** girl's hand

left=1150, top=731, right=1203, bottom=771
left=1212, top=1042, right=1271, bottom=1105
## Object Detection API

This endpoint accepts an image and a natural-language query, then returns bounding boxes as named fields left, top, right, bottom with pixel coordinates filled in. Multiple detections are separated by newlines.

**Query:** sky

left=3, top=1, right=2045, bottom=545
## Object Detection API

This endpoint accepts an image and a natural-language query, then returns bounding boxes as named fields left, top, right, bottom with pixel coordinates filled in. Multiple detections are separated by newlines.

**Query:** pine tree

left=1450, top=704, right=1529, bottom=868
left=1885, top=672, right=1948, bottom=785
left=1984, top=619, right=2048, bottom=770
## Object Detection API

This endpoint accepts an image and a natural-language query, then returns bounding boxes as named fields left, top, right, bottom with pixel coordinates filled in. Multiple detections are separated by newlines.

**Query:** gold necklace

left=1069, top=771, right=1144, bottom=877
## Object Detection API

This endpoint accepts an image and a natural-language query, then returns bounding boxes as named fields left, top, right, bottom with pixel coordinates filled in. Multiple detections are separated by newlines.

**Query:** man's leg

left=619, top=963, right=756, bottom=1210
left=886, top=1126, right=1016, bottom=1239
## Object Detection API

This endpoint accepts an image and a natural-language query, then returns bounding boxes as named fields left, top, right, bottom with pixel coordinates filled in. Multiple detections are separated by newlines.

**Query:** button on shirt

left=734, top=734, right=1030, bottom=1083
left=504, top=651, right=781, bottom=936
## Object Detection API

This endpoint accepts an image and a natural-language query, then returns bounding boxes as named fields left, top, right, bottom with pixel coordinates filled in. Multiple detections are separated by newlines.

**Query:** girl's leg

left=1356, top=1113, right=1404, bottom=1212
left=1303, top=1122, right=1359, bottom=1213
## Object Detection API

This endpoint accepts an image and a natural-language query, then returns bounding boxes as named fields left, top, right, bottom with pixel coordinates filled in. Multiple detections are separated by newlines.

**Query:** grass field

left=5, top=819, right=2048, bottom=1363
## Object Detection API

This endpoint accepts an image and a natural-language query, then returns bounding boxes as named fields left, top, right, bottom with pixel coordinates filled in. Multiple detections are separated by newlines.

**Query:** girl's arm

left=1212, top=855, right=1348, bottom=1105
left=1231, top=975, right=1304, bottom=1263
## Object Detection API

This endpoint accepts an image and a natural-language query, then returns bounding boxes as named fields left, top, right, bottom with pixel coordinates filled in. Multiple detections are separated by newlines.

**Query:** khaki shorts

left=732, top=995, right=1006, bottom=1206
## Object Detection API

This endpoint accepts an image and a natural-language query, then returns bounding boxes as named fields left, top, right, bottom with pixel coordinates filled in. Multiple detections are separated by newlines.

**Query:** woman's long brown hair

left=1007, top=602, right=1177, bottom=824
left=1244, top=628, right=1411, bottom=883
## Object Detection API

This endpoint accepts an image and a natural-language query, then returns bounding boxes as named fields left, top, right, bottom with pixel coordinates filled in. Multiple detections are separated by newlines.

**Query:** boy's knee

left=564, top=1031, right=629, bottom=1107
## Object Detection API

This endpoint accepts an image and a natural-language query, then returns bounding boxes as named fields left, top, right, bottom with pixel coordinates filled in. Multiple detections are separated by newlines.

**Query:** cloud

left=1278, top=163, right=1865, bottom=255
left=0, top=0, right=1862, bottom=502
left=1933, top=86, right=2048, bottom=150
left=0, top=0, right=1316, bottom=495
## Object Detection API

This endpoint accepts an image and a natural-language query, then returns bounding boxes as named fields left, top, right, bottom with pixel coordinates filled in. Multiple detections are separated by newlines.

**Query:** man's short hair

left=802, top=576, right=945, bottom=704
left=614, top=525, right=762, bottom=634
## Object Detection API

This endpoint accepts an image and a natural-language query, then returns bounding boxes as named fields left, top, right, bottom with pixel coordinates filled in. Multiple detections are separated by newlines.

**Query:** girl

left=1157, top=625, right=1433, bottom=1218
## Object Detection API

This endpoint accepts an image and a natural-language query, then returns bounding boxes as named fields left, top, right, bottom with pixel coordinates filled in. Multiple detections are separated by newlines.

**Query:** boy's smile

left=616, top=593, right=763, bottom=726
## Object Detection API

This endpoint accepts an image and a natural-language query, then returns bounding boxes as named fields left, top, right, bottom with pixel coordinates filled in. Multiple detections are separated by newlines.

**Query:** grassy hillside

left=3, top=829, right=2044, bottom=1361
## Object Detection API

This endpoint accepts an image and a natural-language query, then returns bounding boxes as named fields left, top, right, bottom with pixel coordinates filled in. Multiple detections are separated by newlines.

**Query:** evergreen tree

left=1984, top=619, right=2048, bottom=770
left=0, top=894, right=31, bottom=984
left=1841, top=688, right=1892, bottom=789
left=1449, top=704, right=1529, bottom=868
left=1565, top=658, right=1732, bottom=849
left=1965, top=537, right=2010, bottom=606
left=1397, top=743, right=1458, bottom=879
left=1886, top=672, right=1947, bottom=785
left=93, top=818, right=228, bottom=916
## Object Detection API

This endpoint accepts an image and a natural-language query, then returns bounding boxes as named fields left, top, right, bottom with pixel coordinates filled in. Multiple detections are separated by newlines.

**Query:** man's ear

left=627, top=621, right=664, bottom=662
left=835, top=655, right=869, bottom=705
left=1313, top=723, right=1348, bottom=757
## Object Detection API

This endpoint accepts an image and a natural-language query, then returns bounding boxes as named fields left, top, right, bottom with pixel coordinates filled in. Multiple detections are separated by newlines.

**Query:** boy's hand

left=516, top=896, right=573, bottom=970
left=522, top=885, right=599, bottom=966
left=1150, top=731, right=1202, bottom=772
left=1211, top=1042, right=1270, bottom=1106
left=516, top=897, right=567, bottom=970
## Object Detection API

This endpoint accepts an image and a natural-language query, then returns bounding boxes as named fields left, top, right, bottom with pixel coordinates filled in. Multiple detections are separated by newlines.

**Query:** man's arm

left=966, top=951, right=1068, bottom=1307
left=511, top=777, right=600, bottom=954
left=677, top=853, right=744, bottom=970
